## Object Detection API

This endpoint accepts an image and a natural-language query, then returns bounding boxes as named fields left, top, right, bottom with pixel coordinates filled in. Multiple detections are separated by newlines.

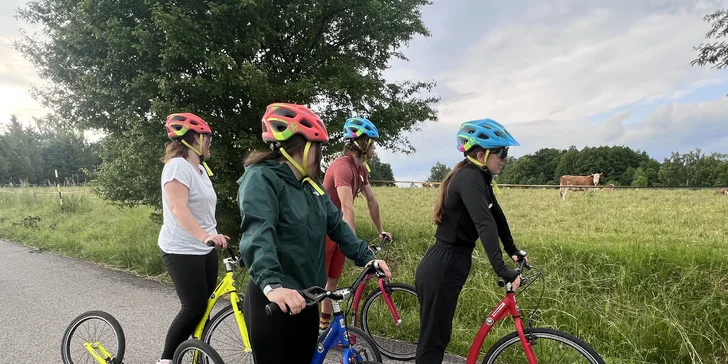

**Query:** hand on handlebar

left=511, top=276, right=521, bottom=290
left=380, top=231, right=393, bottom=242
left=367, top=259, right=392, bottom=280
left=265, top=288, right=306, bottom=315
left=204, top=233, right=230, bottom=248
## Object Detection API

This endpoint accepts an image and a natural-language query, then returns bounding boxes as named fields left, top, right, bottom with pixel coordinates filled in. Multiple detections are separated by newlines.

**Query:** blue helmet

left=456, top=118, right=520, bottom=152
left=343, top=117, right=379, bottom=140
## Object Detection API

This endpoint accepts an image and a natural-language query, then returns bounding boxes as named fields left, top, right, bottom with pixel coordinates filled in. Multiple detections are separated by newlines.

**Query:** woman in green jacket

left=237, top=102, right=392, bottom=364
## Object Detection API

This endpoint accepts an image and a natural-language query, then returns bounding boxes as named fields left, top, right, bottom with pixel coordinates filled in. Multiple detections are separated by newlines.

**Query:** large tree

left=16, top=0, right=438, bottom=235
left=426, top=161, right=450, bottom=182
left=692, top=9, right=728, bottom=77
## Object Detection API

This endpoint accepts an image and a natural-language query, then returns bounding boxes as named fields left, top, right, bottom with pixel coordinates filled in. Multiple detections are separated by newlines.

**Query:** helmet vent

left=274, top=108, right=297, bottom=118
left=300, top=119, right=313, bottom=128
left=494, top=131, right=506, bottom=138
left=271, top=121, right=288, bottom=132
left=477, top=133, right=490, bottom=139
left=171, top=115, right=187, bottom=122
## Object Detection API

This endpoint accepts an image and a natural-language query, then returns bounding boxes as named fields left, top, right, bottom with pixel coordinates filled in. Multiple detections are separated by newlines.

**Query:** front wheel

left=483, top=328, right=605, bottom=364
left=320, top=326, right=383, bottom=363
left=173, top=339, right=225, bottom=364
left=360, top=282, right=420, bottom=360
left=61, top=310, right=125, bottom=364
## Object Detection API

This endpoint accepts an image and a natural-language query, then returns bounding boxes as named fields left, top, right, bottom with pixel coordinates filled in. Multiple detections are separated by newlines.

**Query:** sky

left=2, top=0, right=728, bottom=183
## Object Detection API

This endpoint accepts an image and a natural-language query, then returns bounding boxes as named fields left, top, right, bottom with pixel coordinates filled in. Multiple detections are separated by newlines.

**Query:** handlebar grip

left=265, top=303, right=282, bottom=316
left=206, top=241, right=215, bottom=247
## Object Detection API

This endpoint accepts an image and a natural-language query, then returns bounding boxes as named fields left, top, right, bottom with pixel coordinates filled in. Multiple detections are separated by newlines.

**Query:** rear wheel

left=173, top=339, right=225, bottom=364
left=201, top=303, right=254, bottom=364
left=483, top=328, right=605, bottom=364
left=360, top=282, right=419, bottom=360
left=61, top=310, right=125, bottom=364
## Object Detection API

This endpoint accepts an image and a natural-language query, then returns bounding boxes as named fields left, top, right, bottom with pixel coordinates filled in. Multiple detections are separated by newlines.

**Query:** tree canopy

left=16, top=0, right=439, bottom=235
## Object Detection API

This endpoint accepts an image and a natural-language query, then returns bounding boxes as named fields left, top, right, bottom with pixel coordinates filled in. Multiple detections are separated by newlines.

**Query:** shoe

left=156, top=359, right=172, bottom=364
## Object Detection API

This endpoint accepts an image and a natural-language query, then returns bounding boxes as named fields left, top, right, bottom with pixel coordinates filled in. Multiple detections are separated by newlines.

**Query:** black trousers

left=415, top=242, right=473, bottom=364
left=243, top=279, right=320, bottom=364
left=161, top=249, right=219, bottom=359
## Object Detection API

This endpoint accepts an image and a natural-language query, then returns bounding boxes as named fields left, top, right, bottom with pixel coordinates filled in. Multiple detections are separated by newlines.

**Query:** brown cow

left=559, top=173, right=603, bottom=200
left=715, top=188, right=728, bottom=196
left=422, top=182, right=437, bottom=188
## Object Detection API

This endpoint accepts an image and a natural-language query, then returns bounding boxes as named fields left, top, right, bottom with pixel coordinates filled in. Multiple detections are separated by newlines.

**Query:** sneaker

left=156, top=359, right=172, bottom=364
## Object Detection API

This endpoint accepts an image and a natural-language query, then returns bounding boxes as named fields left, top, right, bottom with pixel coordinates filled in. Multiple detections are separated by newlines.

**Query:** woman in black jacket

left=415, top=118, right=527, bottom=364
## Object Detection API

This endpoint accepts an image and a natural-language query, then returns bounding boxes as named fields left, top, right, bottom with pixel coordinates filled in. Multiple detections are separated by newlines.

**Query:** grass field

left=1, top=186, right=726, bottom=363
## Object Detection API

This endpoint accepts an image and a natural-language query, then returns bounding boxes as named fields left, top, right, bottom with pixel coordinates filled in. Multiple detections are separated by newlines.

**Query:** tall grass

left=1, top=186, right=726, bottom=363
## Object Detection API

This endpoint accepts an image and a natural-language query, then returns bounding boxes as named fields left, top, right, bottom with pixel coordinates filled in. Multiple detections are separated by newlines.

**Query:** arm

left=490, top=201, right=519, bottom=257
left=165, top=180, right=209, bottom=242
left=238, top=170, right=285, bottom=290
left=361, top=184, right=385, bottom=235
left=458, top=170, right=518, bottom=282
left=325, top=196, right=375, bottom=266
left=336, top=185, right=357, bottom=234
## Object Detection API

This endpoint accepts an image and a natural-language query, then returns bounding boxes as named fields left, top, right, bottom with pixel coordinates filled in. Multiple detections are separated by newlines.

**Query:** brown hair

left=344, top=135, right=373, bottom=159
left=244, top=135, right=324, bottom=180
left=433, top=146, right=486, bottom=225
left=161, top=132, right=201, bottom=163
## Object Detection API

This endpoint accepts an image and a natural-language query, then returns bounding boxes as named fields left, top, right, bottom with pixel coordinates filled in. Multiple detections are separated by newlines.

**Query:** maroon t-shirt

left=323, top=155, right=369, bottom=209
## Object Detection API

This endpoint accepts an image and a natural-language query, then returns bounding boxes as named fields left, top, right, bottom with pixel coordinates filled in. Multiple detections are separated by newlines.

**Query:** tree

left=692, top=9, right=728, bottom=84
left=0, top=115, right=100, bottom=186
left=426, top=162, right=451, bottom=182
left=367, top=154, right=395, bottom=187
left=16, top=0, right=438, bottom=236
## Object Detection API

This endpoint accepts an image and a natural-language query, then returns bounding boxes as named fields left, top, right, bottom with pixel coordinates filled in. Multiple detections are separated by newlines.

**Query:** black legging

left=243, top=279, right=319, bottom=364
left=415, top=242, right=473, bottom=364
left=160, top=249, right=218, bottom=359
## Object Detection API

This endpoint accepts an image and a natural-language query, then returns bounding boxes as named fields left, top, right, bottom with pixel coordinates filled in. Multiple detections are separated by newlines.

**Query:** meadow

left=0, top=186, right=726, bottom=363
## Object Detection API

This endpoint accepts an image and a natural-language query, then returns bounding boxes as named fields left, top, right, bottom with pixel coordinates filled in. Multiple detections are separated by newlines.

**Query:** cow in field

left=602, top=184, right=615, bottom=191
left=715, top=188, right=728, bottom=196
left=559, top=173, right=603, bottom=200
left=422, top=182, right=437, bottom=188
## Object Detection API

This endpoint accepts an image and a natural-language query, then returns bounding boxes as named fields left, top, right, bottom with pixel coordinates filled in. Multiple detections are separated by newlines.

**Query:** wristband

left=263, top=283, right=282, bottom=295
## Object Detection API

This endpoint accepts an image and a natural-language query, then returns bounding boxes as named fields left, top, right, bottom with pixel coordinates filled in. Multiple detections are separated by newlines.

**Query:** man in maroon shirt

left=319, top=117, right=392, bottom=333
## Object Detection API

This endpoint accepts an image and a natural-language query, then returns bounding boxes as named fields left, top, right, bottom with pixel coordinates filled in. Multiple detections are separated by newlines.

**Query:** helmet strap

left=467, top=151, right=501, bottom=196
left=181, top=134, right=213, bottom=176
left=280, top=142, right=325, bottom=195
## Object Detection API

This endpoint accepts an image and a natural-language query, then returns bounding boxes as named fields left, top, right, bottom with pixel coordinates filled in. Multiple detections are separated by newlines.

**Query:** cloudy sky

left=2, top=0, right=728, bottom=183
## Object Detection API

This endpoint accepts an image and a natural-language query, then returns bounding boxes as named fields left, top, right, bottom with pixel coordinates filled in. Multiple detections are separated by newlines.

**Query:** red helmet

left=165, top=113, right=212, bottom=140
left=261, top=103, right=328, bottom=143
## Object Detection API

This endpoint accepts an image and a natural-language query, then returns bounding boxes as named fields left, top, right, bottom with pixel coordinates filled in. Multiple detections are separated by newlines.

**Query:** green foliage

left=692, top=9, right=728, bottom=73
left=16, top=0, right=439, bottom=234
left=632, top=175, right=648, bottom=187
left=500, top=146, right=727, bottom=187
left=0, top=115, right=100, bottom=186
left=426, top=161, right=451, bottom=182
left=367, top=154, right=395, bottom=187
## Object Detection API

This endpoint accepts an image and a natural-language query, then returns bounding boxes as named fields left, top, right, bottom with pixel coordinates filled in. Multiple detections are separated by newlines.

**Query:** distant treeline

left=498, top=146, right=728, bottom=187
left=0, top=116, right=100, bottom=186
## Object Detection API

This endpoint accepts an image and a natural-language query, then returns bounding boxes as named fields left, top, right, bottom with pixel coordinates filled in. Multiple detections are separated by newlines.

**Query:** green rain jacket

left=237, top=159, right=376, bottom=291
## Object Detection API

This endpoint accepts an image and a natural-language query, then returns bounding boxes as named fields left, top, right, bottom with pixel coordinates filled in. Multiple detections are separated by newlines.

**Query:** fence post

left=55, top=169, right=63, bottom=212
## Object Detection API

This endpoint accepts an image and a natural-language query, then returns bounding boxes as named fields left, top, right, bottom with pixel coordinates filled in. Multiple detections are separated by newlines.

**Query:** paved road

left=1, top=239, right=466, bottom=363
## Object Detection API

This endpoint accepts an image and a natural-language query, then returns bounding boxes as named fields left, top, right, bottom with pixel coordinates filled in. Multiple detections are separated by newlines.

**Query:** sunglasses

left=490, top=147, right=509, bottom=159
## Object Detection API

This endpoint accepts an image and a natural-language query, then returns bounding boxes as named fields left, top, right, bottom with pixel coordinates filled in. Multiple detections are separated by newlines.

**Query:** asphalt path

left=0, top=239, right=466, bottom=363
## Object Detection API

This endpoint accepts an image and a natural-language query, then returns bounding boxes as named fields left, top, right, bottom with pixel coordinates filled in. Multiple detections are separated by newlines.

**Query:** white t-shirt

left=158, top=157, right=217, bottom=255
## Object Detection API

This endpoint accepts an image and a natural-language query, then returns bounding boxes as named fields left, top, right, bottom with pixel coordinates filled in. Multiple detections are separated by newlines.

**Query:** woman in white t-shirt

left=156, top=113, right=229, bottom=364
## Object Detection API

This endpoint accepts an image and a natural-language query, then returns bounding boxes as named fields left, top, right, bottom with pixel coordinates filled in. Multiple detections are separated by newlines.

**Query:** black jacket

left=435, top=162, right=520, bottom=282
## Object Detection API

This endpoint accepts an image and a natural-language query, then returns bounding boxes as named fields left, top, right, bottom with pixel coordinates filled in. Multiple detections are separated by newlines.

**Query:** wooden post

left=55, top=169, right=63, bottom=212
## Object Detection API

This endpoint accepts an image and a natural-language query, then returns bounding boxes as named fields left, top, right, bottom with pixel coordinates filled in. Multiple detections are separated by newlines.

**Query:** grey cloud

left=381, top=96, right=728, bottom=181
